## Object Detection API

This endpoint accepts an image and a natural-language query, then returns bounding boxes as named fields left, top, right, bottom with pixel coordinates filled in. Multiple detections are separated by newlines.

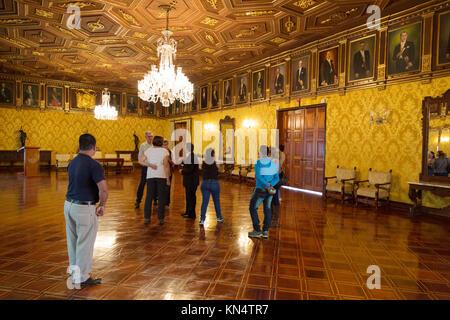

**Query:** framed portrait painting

left=47, top=86, right=63, bottom=108
left=252, top=69, right=265, bottom=101
left=437, top=10, right=450, bottom=67
left=211, top=82, right=219, bottom=108
left=200, top=85, right=208, bottom=109
left=0, top=81, right=14, bottom=106
left=175, top=100, right=181, bottom=114
left=348, top=35, right=376, bottom=82
left=223, top=78, right=232, bottom=106
left=109, top=92, right=121, bottom=111
left=126, top=94, right=138, bottom=114
left=270, top=63, right=286, bottom=96
left=387, top=22, right=422, bottom=76
left=22, top=83, right=39, bottom=107
left=191, top=88, right=198, bottom=111
left=142, top=101, right=155, bottom=116
left=236, top=74, right=248, bottom=104
left=292, top=56, right=309, bottom=93
left=318, top=47, right=339, bottom=87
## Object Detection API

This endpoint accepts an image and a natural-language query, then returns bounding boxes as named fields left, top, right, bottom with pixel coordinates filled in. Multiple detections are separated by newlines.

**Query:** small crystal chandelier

left=94, top=88, right=118, bottom=120
left=138, top=5, right=193, bottom=107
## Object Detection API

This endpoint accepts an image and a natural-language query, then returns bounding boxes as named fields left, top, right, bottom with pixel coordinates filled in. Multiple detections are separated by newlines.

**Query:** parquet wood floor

left=0, top=171, right=449, bottom=300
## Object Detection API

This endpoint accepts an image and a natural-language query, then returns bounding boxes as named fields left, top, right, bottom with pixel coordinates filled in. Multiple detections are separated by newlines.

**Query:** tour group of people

left=63, top=132, right=286, bottom=287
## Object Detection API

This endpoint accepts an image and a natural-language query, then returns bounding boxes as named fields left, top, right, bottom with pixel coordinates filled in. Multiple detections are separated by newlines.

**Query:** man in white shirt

left=135, top=131, right=153, bottom=208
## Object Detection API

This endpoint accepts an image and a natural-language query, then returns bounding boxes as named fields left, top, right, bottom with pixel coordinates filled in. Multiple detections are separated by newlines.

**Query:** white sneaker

left=199, top=220, right=205, bottom=225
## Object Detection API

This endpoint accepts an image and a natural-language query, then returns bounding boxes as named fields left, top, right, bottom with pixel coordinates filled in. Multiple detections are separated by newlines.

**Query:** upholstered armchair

left=354, top=168, right=392, bottom=208
left=230, top=165, right=241, bottom=181
left=119, top=154, right=134, bottom=172
left=93, top=151, right=103, bottom=159
left=323, top=165, right=357, bottom=203
left=55, top=153, right=71, bottom=171
left=246, top=165, right=256, bottom=185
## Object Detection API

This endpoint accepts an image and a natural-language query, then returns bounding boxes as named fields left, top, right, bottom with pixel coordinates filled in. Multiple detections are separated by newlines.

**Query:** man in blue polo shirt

left=248, top=145, right=280, bottom=239
left=65, top=134, right=108, bottom=287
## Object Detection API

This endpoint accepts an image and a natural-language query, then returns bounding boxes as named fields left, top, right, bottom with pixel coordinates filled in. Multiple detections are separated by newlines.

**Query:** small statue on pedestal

left=133, top=132, right=139, bottom=152
left=19, top=127, right=27, bottom=147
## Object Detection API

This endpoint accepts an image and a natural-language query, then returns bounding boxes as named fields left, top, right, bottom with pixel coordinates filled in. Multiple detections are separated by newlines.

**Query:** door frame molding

left=277, top=103, right=327, bottom=191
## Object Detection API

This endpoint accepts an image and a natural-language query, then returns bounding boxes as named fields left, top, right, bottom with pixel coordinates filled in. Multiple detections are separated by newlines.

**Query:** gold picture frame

left=46, top=85, right=64, bottom=109
left=236, top=74, right=248, bottom=104
left=387, top=21, right=423, bottom=78
left=211, top=82, right=220, bottom=108
left=223, top=78, right=233, bottom=107
left=22, top=83, right=40, bottom=108
left=269, top=62, right=286, bottom=96
left=347, top=34, right=377, bottom=83
left=200, top=85, right=208, bottom=109
left=317, top=46, right=339, bottom=88
left=291, top=55, right=310, bottom=93
left=252, top=68, right=265, bottom=101
left=436, top=10, right=450, bottom=67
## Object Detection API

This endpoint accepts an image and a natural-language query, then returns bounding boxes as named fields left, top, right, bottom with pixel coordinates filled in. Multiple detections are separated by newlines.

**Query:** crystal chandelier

left=138, top=5, right=193, bottom=107
left=94, top=88, right=118, bottom=120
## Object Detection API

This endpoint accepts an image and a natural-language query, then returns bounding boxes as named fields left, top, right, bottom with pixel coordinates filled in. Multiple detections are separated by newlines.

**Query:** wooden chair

left=104, top=153, right=117, bottom=173
left=354, top=168, right=392, bottom=208
left=246, top=165, right=256, bottom=185
left=93, top=151, right=103, bottom=159
left=55, top=153, right=71, bottom=171
left=119, top=154, right=133, bottom=172
left=323, top=165, right=357, bottom=203
left=230, top=165, right=241, bottom=182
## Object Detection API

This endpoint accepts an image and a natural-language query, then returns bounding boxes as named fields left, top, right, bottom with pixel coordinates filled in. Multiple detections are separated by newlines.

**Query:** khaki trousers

left=64, top=200, right=98, bottom=283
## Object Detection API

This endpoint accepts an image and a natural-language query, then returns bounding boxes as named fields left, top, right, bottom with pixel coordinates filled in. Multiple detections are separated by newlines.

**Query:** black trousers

left=184, top=183, right=198, bottom=218
left=136, top=166, right=147, bottom=204
left=166, top=175, right=173, bottom=205
left=144, top=178, right=168, bottom=222
left=136, top=166, right=158, bottom=204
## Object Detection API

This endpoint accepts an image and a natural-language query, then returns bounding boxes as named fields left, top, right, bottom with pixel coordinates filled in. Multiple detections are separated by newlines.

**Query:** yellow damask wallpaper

left=1, top=77, right=449, bottom=210
left=0, top=108, right=170, bottom=164
left=171, top=77, right=450, bottom=210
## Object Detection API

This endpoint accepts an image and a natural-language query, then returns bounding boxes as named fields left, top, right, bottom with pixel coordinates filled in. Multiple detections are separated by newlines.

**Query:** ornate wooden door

left=279, top=105, right=325, bottom=192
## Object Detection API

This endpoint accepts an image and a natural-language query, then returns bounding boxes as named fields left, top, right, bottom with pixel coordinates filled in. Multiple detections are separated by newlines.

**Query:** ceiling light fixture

left=138, top=5, right=193, bottom=107
left=94, top=88, right=118, bottom=120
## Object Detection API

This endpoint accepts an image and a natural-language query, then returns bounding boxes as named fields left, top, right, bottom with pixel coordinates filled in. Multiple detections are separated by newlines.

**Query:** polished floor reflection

left=0, top=170, right=449, bottom=300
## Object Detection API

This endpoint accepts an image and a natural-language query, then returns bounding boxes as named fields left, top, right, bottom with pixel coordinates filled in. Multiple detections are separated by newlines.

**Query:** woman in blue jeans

left=200, top=148, right=223, bottom=225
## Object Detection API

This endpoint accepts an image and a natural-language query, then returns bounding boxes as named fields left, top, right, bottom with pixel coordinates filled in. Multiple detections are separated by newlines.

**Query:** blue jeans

left=249, top=188, right=273, bottom=232
left=200, top=179, right=222, bottom=221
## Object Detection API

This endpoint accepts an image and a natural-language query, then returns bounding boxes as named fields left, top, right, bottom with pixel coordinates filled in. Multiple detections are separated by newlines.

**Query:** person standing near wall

left=199, top=148, right=223, bottom=226
left=64, top=134, right=108, bottom=287
left=180, top=143, right=199, bottom=220
left=248, top=146, right=279, bottom=239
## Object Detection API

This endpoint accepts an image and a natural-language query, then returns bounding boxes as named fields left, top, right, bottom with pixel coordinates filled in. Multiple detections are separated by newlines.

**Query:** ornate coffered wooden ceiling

left=0, top=0, right=426, bottom=89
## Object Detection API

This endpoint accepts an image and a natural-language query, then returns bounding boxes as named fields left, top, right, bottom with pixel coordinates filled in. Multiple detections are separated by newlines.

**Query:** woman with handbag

left=248, top=146, right=280, bottom=239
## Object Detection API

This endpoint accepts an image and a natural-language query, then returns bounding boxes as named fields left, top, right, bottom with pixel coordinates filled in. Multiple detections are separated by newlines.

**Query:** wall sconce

left=370, top=109, right=388, bottom=124
left=204, top=123, right=216, bottom=131
left=243, top=119, right=256, bottom=128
